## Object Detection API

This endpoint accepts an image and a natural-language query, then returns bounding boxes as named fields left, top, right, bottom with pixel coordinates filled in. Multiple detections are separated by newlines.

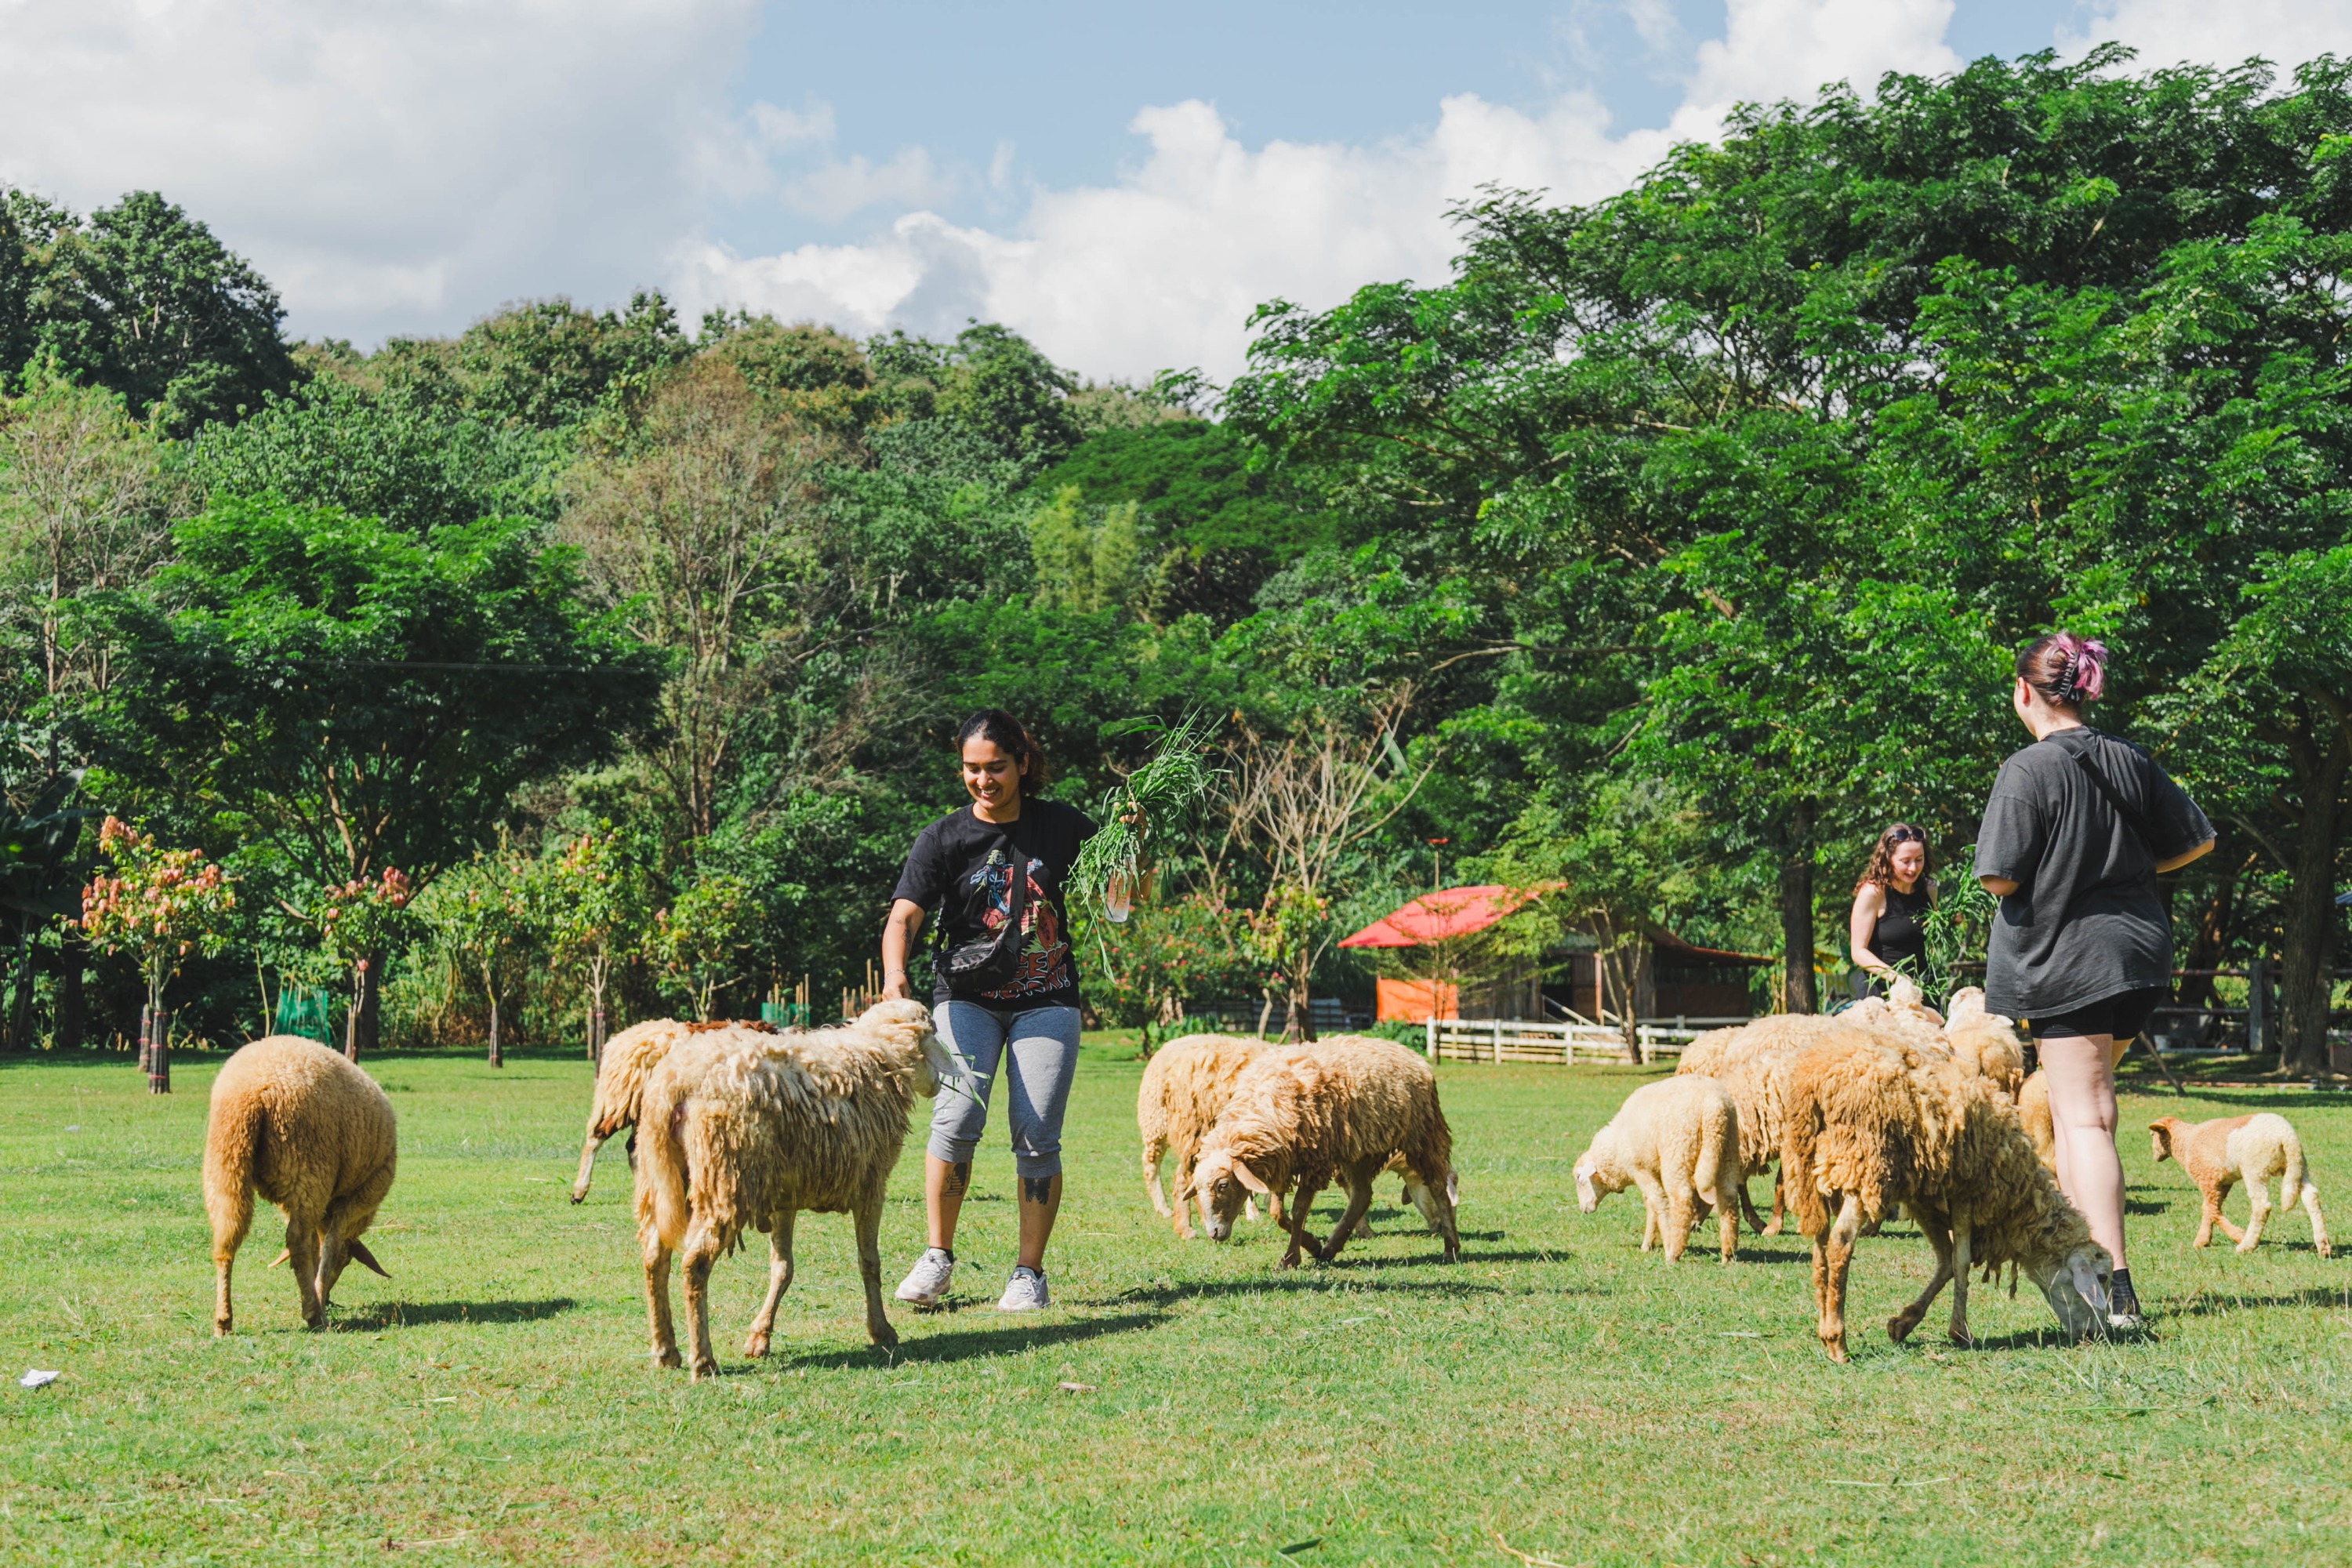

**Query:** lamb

left=2149, top=1113, right=2331, bottom=1258
left=1138, top=1033, right=1284, bottom=1238
left=633, top=999, right=964, bottom=1380
left=1782, top=1025, right=2114, bottom=1361
left=203, top=1035, right=398, bottom=1335
left=1573, top=1076, right=1743, bottom=1263
left=1189, top=1033, right=1460, bottom=1267
left=571, top=1017, right=696, bottom=1202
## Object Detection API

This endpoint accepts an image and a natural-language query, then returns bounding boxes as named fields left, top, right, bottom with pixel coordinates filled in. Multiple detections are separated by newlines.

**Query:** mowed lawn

left=4, top=1040, right=2351, bottom=1566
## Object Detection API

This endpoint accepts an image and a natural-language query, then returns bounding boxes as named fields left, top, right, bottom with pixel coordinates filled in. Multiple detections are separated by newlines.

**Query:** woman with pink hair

left=1975, top=633, right=2214, bottom=1330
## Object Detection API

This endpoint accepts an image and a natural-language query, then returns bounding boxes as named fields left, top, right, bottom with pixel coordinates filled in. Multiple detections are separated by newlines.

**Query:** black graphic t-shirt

left=891, top=800, right=1098, bottom=1008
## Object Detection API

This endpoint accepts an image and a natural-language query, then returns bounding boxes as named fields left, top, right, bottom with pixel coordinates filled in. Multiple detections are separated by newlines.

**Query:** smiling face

left=1888, top=840, right=1927, bottom=890
left=960, top=735, right=1025, bottom=817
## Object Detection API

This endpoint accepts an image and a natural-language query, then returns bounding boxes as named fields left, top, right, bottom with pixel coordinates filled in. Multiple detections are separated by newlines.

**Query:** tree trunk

left=2172, top=850, right=2243, bottom=1019
left=146, top=989, right=169, bottom=1094
left=138, top=1002, right=153, bottom=1076
left=57, top=930, right=84, bottom=1051
left=2278, top=773, right=2344, bottom=1076
left=345, top=954, right=383, bottom=1062
left=5, top=920, right=33, bottom=1051
left=1779, top=800, right=1817, bottom=1014
left=486, top=978, right=504, bottom=1069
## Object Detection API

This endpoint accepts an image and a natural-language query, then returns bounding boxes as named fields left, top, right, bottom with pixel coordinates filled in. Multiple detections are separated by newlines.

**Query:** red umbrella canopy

left=1338, top=885, right=1542, bottom=949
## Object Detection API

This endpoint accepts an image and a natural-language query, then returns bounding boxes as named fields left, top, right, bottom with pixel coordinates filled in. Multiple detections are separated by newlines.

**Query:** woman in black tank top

left=1849, top=823, right=1934, bottom=997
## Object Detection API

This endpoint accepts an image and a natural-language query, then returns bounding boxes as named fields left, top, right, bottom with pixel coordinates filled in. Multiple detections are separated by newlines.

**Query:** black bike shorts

left=2029, top=986, right=2163, bottom=1042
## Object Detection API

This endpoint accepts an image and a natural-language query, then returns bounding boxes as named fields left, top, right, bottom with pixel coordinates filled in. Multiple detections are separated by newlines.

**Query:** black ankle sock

left=2109, top=1268, right=2140, bottom=1312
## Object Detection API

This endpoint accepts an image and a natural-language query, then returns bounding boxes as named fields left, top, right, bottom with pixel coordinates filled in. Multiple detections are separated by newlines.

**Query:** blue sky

left=4, top=1, right=2344, bottom=376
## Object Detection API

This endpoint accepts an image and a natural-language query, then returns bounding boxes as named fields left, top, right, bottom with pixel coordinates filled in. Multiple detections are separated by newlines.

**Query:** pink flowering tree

left=80, top=816, right=237, bottom=1091
left=315, top=867, right=418, bottom=1061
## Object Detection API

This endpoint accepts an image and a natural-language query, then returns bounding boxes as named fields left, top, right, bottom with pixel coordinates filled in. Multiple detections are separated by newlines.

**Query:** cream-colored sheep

left=2017, top=1069, right=2056, bottom=1172
left=1678, top=1012, right=1857, bottom=1234
left=633, top=1000, right=963, bottom=1380
left=1937, top=987, right=2027, bottom=1101
left=1190, top=1034, right=1459, bottom=1267
left=2149, top=1112, right=2331, bottom=1258
left=203, top=1035, right=397, bottom=1335
left=1782, top=1026, right=2113, bottom=1361
left=1573, top=1076, right=1742, bottom=1264
left=571, top=1018, right=698, bottom=1202
left=1138, top=1033, right=1283, bottom=1238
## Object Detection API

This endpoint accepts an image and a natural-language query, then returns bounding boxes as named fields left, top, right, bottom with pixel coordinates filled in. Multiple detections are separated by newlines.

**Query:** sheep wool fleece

left=928, top=1001, right=1082, bottom=1181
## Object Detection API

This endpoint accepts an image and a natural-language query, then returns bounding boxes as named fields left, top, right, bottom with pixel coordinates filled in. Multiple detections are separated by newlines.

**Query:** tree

left=5, top=190, right=295, bottom=434
left=79, top=815, right=236, bottom=1088
left=645, top=869, right=756, bottom=1022
left=535, top=826, right=644, bottom=1062
left=422, top=852, right=532, bottom=1066
left=92, top=498, right=659, bottom=1053
left=314, top=866, right=417, bottom=1061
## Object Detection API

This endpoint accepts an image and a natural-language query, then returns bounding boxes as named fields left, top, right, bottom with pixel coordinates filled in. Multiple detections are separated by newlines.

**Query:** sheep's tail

left=2280, top=1127, right=2307, bottom=1214
left=633, top=1078, right=694, bottom=1253
left=1780, top=1083, right=1830, bottom=1239
left=1695, top=1105, right=1731, bottom=1209
left=201, top=1091, right=261, bottom=1258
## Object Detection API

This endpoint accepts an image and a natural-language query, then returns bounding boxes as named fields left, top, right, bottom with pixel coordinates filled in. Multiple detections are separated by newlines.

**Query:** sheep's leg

left=1281, top=1181, right=1323, bottom=1268
left=285, top=1214, right=325, bottom=1330
left=1639, top=1197, right=1661, bottom=1252
left=2301, top=1182, right=2330, bottom=1258
left=1718, top=1182, right=1740, bottom=1265
left=571, top=1128, right=608, bottom=1203
left=854, top=1188, right=898, bottom=1350
left=1815, top=1193, right=1865, bottom=1363
left=680, top=1223, right=724, bottom=1381
left=1170, top=1146, right=1197, bottom=1240
left=641, top=1231, right=681, bottom=1370
left=1631, top=1170, right=1668, bottom=1255
left=1144, top=1133, right=1174, bottom=1218
left=1887, top=1218, right=1955, bottom=1346
left=1737, top=1171, right=1770, bottom=1237
left=209, top=1181, right=253, bottom=1338
left=2194, top=1185, right=2222, bottom=1248
left=1946, top=1218, right=1974, bottom=1346
left=742, top=1212, right=797, bottom=1359
left=1766, top=1171, right=1786, bottom=1236
left=1661, top=1174, right=1697, bottom=1265
left=2238, top=1172, right=2271, bottom=1253
left=1315, top=1164, right=1377, bottom=1263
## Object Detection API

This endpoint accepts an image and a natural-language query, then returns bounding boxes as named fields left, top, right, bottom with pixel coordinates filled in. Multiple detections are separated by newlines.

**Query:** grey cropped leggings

left=927, top=1001, right=1083, bottom=1181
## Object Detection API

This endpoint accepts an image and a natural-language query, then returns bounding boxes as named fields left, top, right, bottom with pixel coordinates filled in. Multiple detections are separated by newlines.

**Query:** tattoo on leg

left=1021, top=1175, right=1054, bottom=1206
left=945, top=1161, right=971, bottom=1197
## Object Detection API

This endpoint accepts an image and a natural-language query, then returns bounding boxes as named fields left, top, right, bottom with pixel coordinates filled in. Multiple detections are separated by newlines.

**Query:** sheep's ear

left=1232, top=1161, right=1272, bottom=1196
left=347, top=1240, right=390, bottom=1279
left=920, top=1033, right=976, bottom=1098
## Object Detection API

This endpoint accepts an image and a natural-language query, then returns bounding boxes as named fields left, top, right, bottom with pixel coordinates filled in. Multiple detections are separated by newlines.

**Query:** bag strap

left=2067, top=737, right=2162, bottom=858
left=997, top=823, right=1029, bottom=938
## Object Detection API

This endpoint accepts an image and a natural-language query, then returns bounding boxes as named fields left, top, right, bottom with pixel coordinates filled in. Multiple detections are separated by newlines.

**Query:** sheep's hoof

left=1886, top=1313, right=1918, bottom=1344
left=742, top=1331, right=770, bottom=1358
left=212, top=1319, right=232, bottom=1338
left=2319, top=1243, right=2333, bottom=1260
left=1822, top=1339, right=1849, bottom=1364
left=869, top=1323, right=899, bottom=1350
left=689, top=1358, right=719, bottom=1381
left=1948, top=1330, right=1975, bottom=1349
left=1762, top=1221, right=1784, bottom=1236
left=655, top=1347, right=682, bottom=1370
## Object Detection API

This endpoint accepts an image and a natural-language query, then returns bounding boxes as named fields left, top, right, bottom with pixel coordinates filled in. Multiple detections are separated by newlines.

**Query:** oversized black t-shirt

left=891, top=799, right=1098, bottom=1008
left=1976, top=728, right=2212, bottom=1018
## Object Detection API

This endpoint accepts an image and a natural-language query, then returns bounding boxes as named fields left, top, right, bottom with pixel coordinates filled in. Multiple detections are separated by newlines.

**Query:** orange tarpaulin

left=1338, top=885, right=1543, bottom=949
left=1375, top=977, right=1458, bottom=1023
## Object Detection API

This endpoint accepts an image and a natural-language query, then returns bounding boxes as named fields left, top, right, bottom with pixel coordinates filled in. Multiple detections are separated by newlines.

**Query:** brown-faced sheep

left=1573, top=1076, right=1743, bottom=1264
left=2149, top=1112, right=2330, bottom=1258
left=203, top=1035, right=397, bottom=1336
left=571, top=1018, right=696, bottom=1202
left=633, top=1000, right=961, bottom=1380
left=1190, top=1033, right=1459, bottom=1267
left=1138, top=1032, right=1283, bottom=1238
left=1782, top=1027, right=2113, bottom=1361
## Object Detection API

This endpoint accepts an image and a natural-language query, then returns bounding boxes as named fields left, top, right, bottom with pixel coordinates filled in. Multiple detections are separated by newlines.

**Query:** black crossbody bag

left=937, top=828, right=1030, bottom=996
left=2067, top=734, right=2165, bottom=861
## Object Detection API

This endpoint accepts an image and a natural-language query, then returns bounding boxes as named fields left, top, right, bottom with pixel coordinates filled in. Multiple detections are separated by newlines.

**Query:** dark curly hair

left=955, top=709, right=1050, bottom=797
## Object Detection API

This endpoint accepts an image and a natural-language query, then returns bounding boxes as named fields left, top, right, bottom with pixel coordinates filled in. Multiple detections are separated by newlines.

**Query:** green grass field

left=4, top=1038, right=2350, bottom=1566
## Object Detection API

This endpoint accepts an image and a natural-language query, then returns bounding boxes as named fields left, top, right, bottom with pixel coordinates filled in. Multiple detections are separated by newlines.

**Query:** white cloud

left=1675, top=0, right=1958, bottom=136
left=0, top=0, right=763, bottom=342
left=2059, top=0, right=2352, bottom=71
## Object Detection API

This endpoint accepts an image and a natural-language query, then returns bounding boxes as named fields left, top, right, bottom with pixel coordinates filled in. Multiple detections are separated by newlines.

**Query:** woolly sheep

left=633, top=1000, right=963, bottom=1380
left=203, top=1035, right=397, bottom=1335
left=1678, top=1012, right=1855, bottom=1234
left=1573, top=1076, right=1743, bottom=1264
left=2150, top=1112, right=2331, bottom=1258
left=1138, top=1033, right=1284, bottom=1238
left=571, top=1018, right=698, bottom=1202
left=1190, top=1033, right=1459, bottom=1267
left=2017, top=1069, right=2056, bottom=1173
left=1782, top=1025, right=2113, bottom=1361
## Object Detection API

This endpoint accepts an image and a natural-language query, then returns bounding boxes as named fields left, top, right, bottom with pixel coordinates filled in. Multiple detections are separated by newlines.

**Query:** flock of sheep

left=196, top=985, right=2327, bottom=1375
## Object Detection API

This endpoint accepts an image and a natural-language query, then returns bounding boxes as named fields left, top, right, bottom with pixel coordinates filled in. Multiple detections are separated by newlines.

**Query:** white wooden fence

left=1422, top=1016, right=1751, bottom=1066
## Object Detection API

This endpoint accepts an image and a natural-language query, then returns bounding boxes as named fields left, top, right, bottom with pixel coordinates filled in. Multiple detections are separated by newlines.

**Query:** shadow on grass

left=777, top=1308, right=1173, bottom=1370
left=2124, top=1084, right=2352, bottom=1111
left=1114, top=1276, right=1508, bottom=1304
left=336, top=1298, right=579, bottom=1330
left=2169, top=1285, right=2350, bottom=1316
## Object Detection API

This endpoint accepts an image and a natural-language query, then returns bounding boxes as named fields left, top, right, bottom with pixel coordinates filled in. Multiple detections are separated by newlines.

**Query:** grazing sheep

left=1190, top=1034, right=1460, bottom=1267
left=2017, top=1069, right=2056, bottom=1173
left=1573, top=1076, right=1743, bottom=1264
left=203, top=1035, right=397, bottom=1336
left=2149, top=1113, right=2331, bottom=1258
left=1679, top=1013, right=1855, bottom=1235
left=633, top=1000, right=961, bottom=1380
left=1782, top=1027, right=2114, bottom=1360
left=1138, top=1033, right=1284, bottom=1238
left=572, top=1018, right=696, bottom=1202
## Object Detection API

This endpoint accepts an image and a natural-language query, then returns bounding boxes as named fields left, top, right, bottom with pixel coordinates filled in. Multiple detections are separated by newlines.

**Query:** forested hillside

left=2, top=47, right=2348, bottom=1068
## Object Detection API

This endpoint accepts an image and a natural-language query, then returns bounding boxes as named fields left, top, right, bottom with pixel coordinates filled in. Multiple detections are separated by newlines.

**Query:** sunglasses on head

left=1888, top=828, right=1925, bottom=844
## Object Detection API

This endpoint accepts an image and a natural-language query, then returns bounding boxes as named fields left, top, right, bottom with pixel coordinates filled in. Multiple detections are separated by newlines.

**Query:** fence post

left=1492, top=1018, right=1502, bottom=1065
left=2249, top=956, right=2269, bottom=1054
left=1425, top=1015, right=1437, bottom=1062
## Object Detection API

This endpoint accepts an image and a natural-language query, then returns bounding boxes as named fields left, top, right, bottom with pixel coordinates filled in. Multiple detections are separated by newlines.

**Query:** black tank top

left=1871, top=882, right=1932, bottom=973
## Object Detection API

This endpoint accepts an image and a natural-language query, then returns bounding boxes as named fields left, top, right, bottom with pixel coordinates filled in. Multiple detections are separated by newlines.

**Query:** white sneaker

left=997, top=1265, right=1048, bottom=1312
left=894, top=1247, right=954, bottom=1306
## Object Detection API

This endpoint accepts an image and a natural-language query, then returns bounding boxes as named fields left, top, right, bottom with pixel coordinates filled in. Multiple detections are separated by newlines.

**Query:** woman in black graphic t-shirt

left=879, top=710, right=1098, bottom=1315
left=1976, top=633, right=2213, bottom=1330
left=1849, top=823, right=1934, bottom=997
